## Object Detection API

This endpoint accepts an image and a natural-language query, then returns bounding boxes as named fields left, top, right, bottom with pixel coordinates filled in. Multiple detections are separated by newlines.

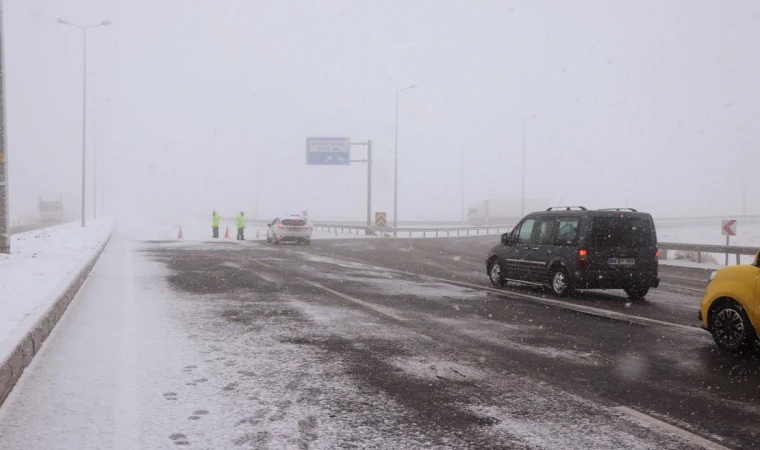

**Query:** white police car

left=266, top=215, right=312, bottom=245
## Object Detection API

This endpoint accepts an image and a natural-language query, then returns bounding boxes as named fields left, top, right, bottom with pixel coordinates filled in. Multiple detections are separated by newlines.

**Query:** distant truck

left=467, top=198, right=550, bottom=225
left=38, top=196, right=64, bottom=223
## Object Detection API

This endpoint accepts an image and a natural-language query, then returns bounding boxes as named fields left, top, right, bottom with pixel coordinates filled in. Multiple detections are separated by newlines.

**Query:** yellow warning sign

left=375, top=212, right=387, bottom=227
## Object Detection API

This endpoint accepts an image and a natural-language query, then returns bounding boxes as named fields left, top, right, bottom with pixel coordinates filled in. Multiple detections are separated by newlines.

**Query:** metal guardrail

left=307, top=223, right=513, bottom=237
left=654, top=214, right=760, bottom=229
left=659, top=242, right=759, bottom=265
left=393, top=226, right=512, bottom=238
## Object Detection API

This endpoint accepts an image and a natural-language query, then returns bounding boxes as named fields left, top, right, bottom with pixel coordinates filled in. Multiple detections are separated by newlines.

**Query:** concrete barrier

left=0, top=231, right=112, bottom=407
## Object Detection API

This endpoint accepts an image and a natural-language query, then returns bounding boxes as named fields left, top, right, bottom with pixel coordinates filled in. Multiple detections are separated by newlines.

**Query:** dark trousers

left=237, top=228, right=245, bottom=240
left=212, top=226, right=219, bottom=238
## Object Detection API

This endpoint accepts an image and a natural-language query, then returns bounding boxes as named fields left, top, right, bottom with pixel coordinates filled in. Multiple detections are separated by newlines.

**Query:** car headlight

left=708, top=271, right=717, bottom=282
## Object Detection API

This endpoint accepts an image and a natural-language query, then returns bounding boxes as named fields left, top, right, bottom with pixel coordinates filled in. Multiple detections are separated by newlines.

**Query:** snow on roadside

left=0, top=219, right=114, bottom=361
left=658, top=222, right=760, bottom=266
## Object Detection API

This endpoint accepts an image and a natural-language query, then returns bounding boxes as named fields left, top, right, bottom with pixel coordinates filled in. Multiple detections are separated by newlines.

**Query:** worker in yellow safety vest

left=211, top=210, right=221, bottom=238
left=236, top=211, right=246, bottom=240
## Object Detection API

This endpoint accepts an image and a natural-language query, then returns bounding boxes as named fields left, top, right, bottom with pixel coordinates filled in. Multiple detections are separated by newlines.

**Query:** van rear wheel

left=625, top=286, right=650, bottom=299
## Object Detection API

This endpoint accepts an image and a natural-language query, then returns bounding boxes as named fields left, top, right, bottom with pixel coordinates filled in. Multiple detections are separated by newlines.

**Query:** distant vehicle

left=486, top=207, right=660, bottom=299
left=267, top=215, right=312, bottom=245
left=699, top=250, right=760, bottom=352
left=467, top=198, right=550, bottom=225
left=38, top=196, right=64, bottom=223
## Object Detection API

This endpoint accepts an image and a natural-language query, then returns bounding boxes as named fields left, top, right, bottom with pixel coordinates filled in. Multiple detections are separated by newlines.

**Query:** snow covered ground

left=658, top=222, right=760, bottom=265
left=0, top=219, right=114, bottom=361
left=127, top=217, right=380, bottom=243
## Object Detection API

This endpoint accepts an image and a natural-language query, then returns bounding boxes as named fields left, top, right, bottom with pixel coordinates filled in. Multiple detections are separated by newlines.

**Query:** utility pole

left=58, top=18, right=110, bottom=227
left=254, top=152, right=259, bottom=220
left=742, top=162, right=746, bottom=216
left=521, top=114, right=539, bottom=217
left=350, top=140, right=373, bottom=228
left=393, top=85, right=417, bottom=236
left=93, top=111, right=98, bottom=219
left=460, top=144, right=465, bottom=225
left=81, top=28, right=87, bottom=226
left=0, top=2, right=9, bottom=253
left=367, top=141, right=372, bottom=227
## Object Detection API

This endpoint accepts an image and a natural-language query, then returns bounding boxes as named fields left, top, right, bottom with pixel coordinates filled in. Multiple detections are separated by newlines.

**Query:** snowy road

left=0, top=234, right=756, bottom=449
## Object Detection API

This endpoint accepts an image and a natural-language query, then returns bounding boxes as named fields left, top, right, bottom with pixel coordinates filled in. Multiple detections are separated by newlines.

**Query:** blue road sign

left=306, top=137, right=351, bottom=165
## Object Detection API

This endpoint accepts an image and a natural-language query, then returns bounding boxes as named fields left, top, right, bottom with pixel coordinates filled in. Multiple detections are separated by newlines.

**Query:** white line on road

left=613, top=406, right=729, bottom=450
left=257, top=251, right=703, bottom=334
left=412, top=274, right=704, bottom=334
left=247, top=257, right=407, bottom=322
left=659, top=282, right=705, bottom=293
left=305, top=281, right=407, bottom=322
left=114, top=240, right=140, bottom=449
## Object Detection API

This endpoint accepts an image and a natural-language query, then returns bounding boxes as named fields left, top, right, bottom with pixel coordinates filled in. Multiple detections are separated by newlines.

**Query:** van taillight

left=578, top=249, right=588, bottom=268
left=655, top=250, right=660, bottom=268
left=277, top=223, right=283, bottom=228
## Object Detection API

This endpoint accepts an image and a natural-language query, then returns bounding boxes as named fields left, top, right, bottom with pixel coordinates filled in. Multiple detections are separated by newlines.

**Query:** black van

left=486, top=207, right=659, bottom=298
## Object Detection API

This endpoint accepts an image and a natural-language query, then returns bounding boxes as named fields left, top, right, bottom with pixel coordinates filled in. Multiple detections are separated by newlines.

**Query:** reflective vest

left=236, top=213, right=245, bottom=229
left=211, top=213, right=221, bottom=227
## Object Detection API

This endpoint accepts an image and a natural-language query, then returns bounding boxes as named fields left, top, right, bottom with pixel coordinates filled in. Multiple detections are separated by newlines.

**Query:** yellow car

left=699, top=251, right=760, bottom=352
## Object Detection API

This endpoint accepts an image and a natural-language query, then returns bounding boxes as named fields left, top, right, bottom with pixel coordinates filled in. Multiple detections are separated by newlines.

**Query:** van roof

left=526, top=209, right=653, bottom=218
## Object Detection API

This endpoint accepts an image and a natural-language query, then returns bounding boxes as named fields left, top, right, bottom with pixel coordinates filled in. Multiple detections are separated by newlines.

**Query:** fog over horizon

left=4, top=0, right=759, bottom=223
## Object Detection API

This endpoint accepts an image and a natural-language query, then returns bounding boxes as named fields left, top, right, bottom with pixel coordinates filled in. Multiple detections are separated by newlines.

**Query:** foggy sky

left=4, top=0, right=759, bottom=222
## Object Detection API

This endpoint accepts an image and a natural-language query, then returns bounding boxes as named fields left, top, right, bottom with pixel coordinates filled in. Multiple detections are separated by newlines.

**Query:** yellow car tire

left=710, top=300, right=756, bottom=353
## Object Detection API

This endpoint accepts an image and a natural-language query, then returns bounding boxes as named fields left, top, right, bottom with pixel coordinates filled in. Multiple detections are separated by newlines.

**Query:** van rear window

left=282, top=219, right=306, bottom=226
left=591, top=217, right=653, bottom=248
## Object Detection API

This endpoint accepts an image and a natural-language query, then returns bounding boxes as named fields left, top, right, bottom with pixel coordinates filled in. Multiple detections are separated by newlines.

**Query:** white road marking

left=247, top=258, right=272, bottom=268
left=306, top=281, right=407, bottom=322
left=247, top=257, right=407, bottom=322
left=114, top=240, right=140, bottom=449
left=659, top=282, right=705, bottom=293
left=613, top=406, right=729, bottom=450
left=415, top=274, right=704, bottom=334
left=253, top=251, right=703, bottom=334
left=661, top=273, right=711, bottom=284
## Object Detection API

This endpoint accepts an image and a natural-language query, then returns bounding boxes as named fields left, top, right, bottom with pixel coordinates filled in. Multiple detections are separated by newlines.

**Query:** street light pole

left=461, top=143, right=465, bottom=225
left=393, top=84, right=416, bottom=236
left=521, top=114, right=539, bottom=217
left=0, top=1, right=9, bottom=253
left=741, top=156, right=747, bottom=216
left=58, top=19, right=110, bottom=227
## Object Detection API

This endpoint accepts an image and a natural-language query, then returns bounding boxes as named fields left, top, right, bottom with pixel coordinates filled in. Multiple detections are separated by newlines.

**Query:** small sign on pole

left=375, top=212, right=387, bottom=227
left=721, top=219, right=737, bottom=265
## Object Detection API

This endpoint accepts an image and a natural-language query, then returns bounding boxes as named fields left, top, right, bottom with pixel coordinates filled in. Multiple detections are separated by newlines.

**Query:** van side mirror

left=755, top=251, right=760, bottom=267
left=501, top=233, right=513, bottom=246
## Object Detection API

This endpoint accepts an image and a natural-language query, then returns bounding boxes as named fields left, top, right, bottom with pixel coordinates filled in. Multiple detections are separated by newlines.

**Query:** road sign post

left=375, top=212, right=387, bottom=227
left=721, top=219, right=737, bottom=265
left=306, top=137, right=374, bottom=228
left=350, top=140, right=373, bottom=228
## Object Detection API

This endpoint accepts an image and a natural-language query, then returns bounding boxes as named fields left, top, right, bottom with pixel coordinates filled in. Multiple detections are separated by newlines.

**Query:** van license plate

left=608, top=258, right=635, bottom=266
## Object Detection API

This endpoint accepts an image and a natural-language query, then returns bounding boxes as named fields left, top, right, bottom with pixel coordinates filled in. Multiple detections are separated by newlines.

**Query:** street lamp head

left=57, top=18, right=69, bottom=24
left=409, top=84, right=417, bottom=89
left=101, top=20, right=112, bottom=26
